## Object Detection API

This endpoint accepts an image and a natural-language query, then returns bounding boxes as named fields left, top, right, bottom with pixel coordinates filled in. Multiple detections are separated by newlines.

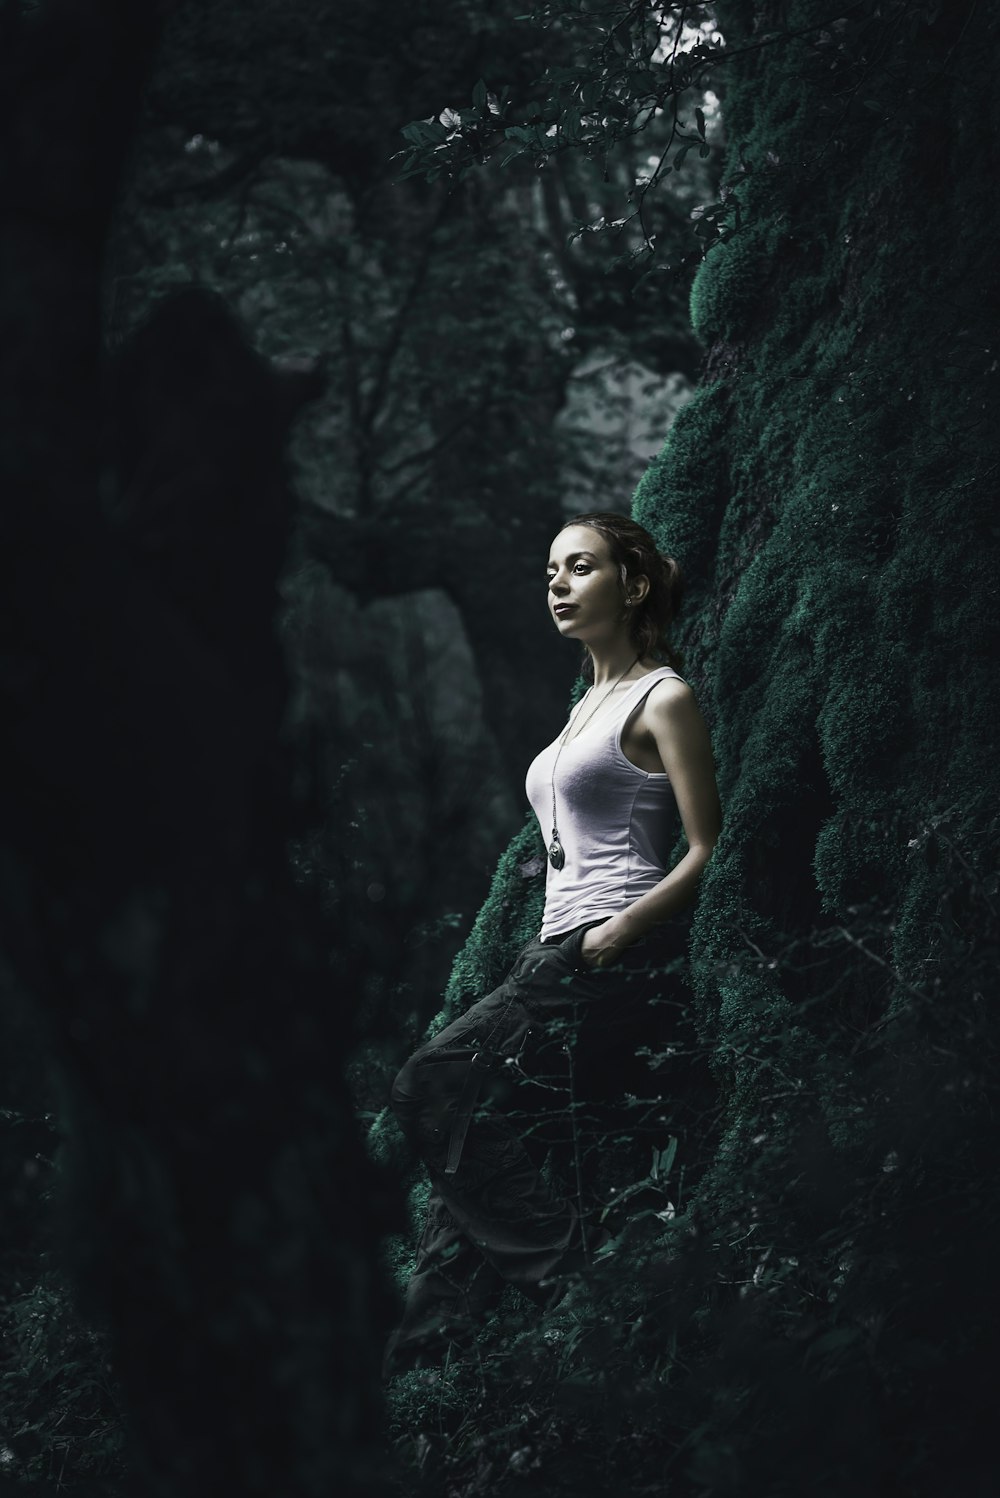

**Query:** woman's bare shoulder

left=644, top=673, right=696, bottom=709
left=641, top=675, right=709, bottom=739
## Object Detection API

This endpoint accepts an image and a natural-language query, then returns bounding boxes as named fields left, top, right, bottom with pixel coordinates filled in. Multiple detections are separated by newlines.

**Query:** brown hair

left=559, top=511, right=685, bottom=681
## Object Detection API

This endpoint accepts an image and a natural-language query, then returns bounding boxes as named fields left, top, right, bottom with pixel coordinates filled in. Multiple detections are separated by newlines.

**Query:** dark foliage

left=377, top=2, right=1000, bottom=1495
left=1, top=6, right=400, bottom=1480
left=3, top=1, right=998, bottom=1494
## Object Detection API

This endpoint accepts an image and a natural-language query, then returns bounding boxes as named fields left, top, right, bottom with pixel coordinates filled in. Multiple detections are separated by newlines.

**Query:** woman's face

left=545, top=524, right=627, bottom=642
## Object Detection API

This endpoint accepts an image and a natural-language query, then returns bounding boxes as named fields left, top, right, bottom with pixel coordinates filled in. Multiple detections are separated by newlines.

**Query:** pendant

left=548, top=831, right=565, bottom=871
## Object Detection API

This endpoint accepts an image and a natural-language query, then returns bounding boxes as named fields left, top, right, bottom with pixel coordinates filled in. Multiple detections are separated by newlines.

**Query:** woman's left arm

left=582, top=679, right=722, bottom=968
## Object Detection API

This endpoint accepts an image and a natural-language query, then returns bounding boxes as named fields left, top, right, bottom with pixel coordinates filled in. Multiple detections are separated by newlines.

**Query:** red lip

left=553, top=604, right=577, bottom=617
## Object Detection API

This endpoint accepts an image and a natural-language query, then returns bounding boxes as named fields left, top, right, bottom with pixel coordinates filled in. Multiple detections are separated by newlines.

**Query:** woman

left=384, top=511, right=721, bottom=1377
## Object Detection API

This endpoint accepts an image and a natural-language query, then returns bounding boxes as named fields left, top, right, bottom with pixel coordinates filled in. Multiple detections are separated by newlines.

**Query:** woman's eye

left=573, top=563, right=590, bottom=574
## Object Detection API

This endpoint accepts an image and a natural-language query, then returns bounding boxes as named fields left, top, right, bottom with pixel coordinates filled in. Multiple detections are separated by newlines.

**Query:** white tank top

left=524, top=666, right=683, bottom=939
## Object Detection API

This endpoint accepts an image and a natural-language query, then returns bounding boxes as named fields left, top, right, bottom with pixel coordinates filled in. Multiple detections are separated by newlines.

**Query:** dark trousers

left=386, top=918, right=677, bottom=1361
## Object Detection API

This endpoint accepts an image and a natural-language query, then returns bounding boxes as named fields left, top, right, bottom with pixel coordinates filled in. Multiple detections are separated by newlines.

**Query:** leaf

left=660, top=1135, right=679, bottom=1176
left=628, top=1206, right=676, bottom=1224
left=631, top=262, right=673, bottom=294
left=695, top=106, right=706, bottom=139
left=631, top=68, right=657, bottom=94
left=650, top=1137, right=678, bottom=1180
left=473, top=77, right=488, bottom=111
left=562, top=105, right=582, bottom=141
left=401, top=119, right=449, bottom=147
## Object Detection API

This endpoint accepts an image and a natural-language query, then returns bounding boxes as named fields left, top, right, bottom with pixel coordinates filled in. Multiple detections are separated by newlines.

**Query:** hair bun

left=658, top=552, right=684, bottom=625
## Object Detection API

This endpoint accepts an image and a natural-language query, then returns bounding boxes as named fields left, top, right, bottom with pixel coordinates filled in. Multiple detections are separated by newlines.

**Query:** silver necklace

left=547, top=656, right=641, bottom=870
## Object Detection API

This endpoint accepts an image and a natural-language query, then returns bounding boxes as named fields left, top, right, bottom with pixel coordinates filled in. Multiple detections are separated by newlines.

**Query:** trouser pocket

left=559, top=918, right=613, bottom=973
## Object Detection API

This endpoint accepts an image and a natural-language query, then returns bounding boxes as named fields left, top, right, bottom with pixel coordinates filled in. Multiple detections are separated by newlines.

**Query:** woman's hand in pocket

left=579, top=919, right=630, bottom=970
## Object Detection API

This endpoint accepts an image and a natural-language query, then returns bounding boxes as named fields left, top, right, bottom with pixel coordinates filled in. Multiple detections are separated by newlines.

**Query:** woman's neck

left=587, top=643, right=651, bottom=687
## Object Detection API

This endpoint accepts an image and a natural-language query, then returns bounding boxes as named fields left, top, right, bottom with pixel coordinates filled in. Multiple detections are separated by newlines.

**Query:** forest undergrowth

left=0, top=815, right=994, bottom=1497
left=0, top=1088, right=127, bottom=1491
left=378, top=812, right=1000, bottom=1498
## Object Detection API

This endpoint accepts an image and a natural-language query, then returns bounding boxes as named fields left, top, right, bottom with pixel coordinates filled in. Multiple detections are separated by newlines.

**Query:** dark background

left=1, top=2, right=997, bottom=1495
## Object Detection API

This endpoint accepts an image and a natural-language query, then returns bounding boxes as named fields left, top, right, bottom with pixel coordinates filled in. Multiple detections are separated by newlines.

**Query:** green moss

left=386, top=8, right=1000, bottom=1480
left=689, top=213, right=791, bottom=344
left=689, top=232, right=753, bottom=344
left=633, top=378, right=732, bottom=609
left=436, top=813, right=546, bottom=1033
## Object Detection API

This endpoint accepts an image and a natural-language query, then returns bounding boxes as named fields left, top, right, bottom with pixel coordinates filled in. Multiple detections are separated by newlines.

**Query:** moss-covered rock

left=384, top=3, right=1000, bottom=1489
